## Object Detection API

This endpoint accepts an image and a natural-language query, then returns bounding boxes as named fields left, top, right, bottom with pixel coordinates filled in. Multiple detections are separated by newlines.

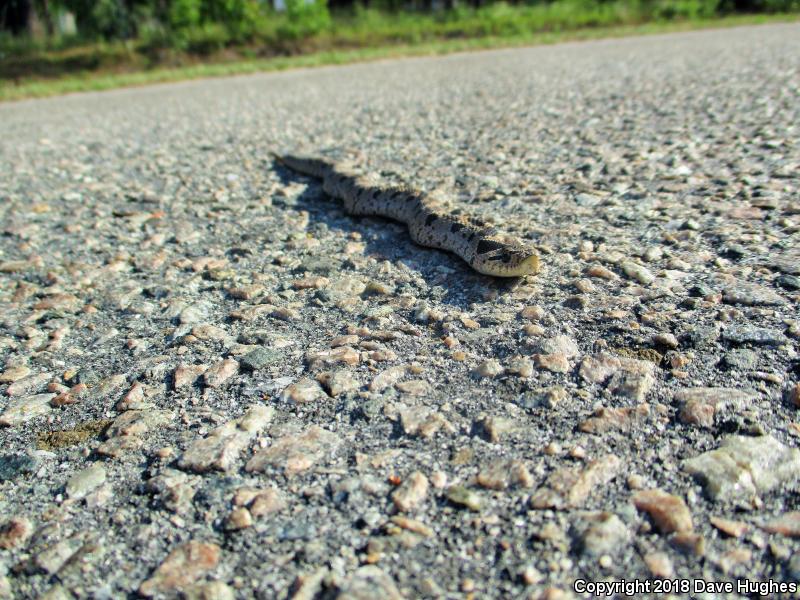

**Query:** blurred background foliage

left=1, top=0, right=797, bottom=80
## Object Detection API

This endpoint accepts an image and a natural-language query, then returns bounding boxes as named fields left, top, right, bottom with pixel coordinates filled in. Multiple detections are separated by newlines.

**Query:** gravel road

left=1, top=22, right=799, bottom=599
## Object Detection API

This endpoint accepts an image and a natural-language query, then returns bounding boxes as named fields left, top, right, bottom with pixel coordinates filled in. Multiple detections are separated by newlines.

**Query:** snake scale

left=272, top=154, right=540, bottom=277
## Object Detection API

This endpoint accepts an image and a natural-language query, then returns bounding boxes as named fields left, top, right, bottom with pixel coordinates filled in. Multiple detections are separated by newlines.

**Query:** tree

left=1, top=0, right=34, bottom=35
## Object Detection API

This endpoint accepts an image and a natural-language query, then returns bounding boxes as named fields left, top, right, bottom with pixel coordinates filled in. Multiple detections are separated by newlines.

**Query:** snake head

left=472, top=235, right=540, bottom=277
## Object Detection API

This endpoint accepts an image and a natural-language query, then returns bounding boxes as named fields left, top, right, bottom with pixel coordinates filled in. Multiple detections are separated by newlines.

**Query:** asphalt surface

left=1, top=22, right=799, bottom=599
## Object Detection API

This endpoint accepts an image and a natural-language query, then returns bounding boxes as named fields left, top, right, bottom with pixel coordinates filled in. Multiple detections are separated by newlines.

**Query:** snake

left=272, top=154, right=540, bottom=277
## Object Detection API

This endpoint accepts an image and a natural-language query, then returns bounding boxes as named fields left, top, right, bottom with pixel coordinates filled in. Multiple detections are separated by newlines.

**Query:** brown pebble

left=138, top=541, right=221, bottom=597
left=644, top=552, right=674, bottom=578
left=633, top=489, right=693, bottom=534
left=225, top=507, right=253, bottom=530
left=0, top=517, right=32, bottom=549
left=762, top=511, right=800, bottom=537
left=710, top=516, right=749, bottom=538
left=790, top=383, right=800, bottom=407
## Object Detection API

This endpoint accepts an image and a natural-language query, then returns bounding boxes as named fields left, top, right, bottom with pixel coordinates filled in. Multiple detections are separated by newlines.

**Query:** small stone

left=370, top=365, right=407, bottom=392
left=579, top=404, right=650, bottom=434
left=762, top=512, right=800, bottom=537
left=392, top=471, right=429, bottom=512
left=651, top=333, right=678, bottom=349
left=533, top=353, right=570, bottom=373
left=65, top=464, right=106, bottom=500
left=430, top=471, right=447, bottom=489
left=227, top=285, right=264, bottom=300
left=190, top=324, right=229, bottom=342
left=722, top=349, right=758, bottom=370
left=34, top=534, right=84, bottom=575
left=246, top=425, right=341, bottom=475
left=317, top=370, right=359, bottom=397
left=0, top=393, right=55, bottom=426
left=225, top=507, right=253, bottom=530
left=293, top=275, right=330, bottom=289
left=271, top=306, right=300, bottom=321
left=0, top=259, right=38, bottom=273
left=777, top=274, right=800, bottom=290
left=138, top=541, right=221, bottom=597
left=585, top=264, right=617, bottom=280
left=722, top=284, right=785, bottom=306
left=710, top=516, right=749, bottom=538
left=0, top=517, right=32, bottom=549
left=672, top=531, right=705, bottom=557
left=474, top=359, right=504, bottom=378
left=187, top=581, right=236, bottom=600
left=118, top=382, right=147, bottom=410
left=5, top=372, right=51, bottom=396
left=531, top=455, right=621, bottom=509
left=334, top=566, right=403, bottom=600
left=477, top=460, right=534, bottom=490
left=579, top=352, right=654, bottom=385
left=446, top=485, right=484, bottom=511
left=722, top=325, right=785, bottom=347
left=644, top=552, right=674, bottom=579
left=517, top=386, right=567, bottom=410
left=675, top=387, right=757, bottom=428
left=506, top=356, right=533, bottom=378
left=621, top=261, right=655, bottom=285
left=678, top=401, right=715, bottom=428
left=606, top=371, right=653, bottom=401
left=179, top=303, right=210, bottom=325
left=522, top=566, right=543, bottom=586
left=573, top=512, right=630, bottom=557
left=399, top=407, right=453, bottom=438
left=306, top=346, right=359, bottom=369
left=627, top=474, right=646, bottom=489
left=229, top=304, right=275, bottom=321
left=179, top=404, right=274, bottom=473
left=683, top=435, right=800, bottom=504
left=520, top=305, right=546, bottom=320
left=33, top=293, right=80, bottom=312
left=147, top=469, right=199, bottom=514
left=717, top=547, right=751, bottom=574
left=282, top=378, right=327, bottom=403
left=240, top=347, right=282, bottom=371
left=533, top=335, right=580, bottom=358
left=390, top=515, right=433, bottom=537
left=203, top=358, right=238, bottom=388
left=248, top=488, right=286, bottom=517
left=789, top=383, right=800, bottom=408
left=642, top=246, right=663, bottom=262
left=0, top=365, right=31, bottom=383
left=632, top=489, right=693, bottom=534
left=173, top=364, right=207, bottom=390
left=363, top=280, right=394, bottom=295
left=99, top=409, right=173, bottom=456
left=331, top=334, right=359, bottom=347
left=395, top=380, right=430, bottom=395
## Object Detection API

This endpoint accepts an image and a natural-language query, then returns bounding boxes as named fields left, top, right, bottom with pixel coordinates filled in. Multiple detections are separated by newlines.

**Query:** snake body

left=273, top=154, right=540, bottom=277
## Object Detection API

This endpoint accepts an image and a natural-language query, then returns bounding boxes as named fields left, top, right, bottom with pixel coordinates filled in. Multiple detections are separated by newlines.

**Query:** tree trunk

left=1, top=0, right=34, bottom=35
left=35, top=0, right=55, bottom=36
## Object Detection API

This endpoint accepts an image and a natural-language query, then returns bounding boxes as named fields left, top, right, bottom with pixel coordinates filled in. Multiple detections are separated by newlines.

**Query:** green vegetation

left=1, top=0, right=798, bottom=101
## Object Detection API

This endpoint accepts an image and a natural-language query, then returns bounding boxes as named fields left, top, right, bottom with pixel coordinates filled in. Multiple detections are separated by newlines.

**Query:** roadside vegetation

left=1, top=0, right=798, bottom=100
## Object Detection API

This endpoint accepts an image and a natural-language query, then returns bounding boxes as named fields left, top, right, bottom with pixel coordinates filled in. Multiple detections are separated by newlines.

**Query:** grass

left=1, top=10, right=798, bottom=102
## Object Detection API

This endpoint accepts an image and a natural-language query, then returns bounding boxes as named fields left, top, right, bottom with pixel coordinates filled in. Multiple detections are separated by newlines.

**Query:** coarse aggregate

left=0, top=22, right=799, bottom=599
